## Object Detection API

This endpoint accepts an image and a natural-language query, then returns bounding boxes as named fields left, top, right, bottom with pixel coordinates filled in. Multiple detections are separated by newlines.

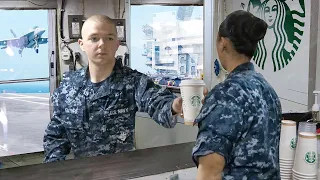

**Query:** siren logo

left=304, top=151, right=316, bottom=164
left=239, top=0, right=306, bottom=72
left=190, top=95, right=201, bottom=108
left=289, top=137, right=296, bottom=149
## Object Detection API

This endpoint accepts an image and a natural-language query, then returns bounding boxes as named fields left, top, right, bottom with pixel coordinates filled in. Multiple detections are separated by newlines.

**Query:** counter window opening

left=129, top=4, right=204, bottom=92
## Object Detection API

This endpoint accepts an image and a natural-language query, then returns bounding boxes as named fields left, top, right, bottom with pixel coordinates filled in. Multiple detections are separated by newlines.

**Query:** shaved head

left=78, top=14, right=120, bottom=67
left=81, top=15, right=117, bottom=38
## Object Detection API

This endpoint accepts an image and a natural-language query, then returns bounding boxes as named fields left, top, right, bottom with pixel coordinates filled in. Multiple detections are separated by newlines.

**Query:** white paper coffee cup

left=293, top=132, right=318, bottom=176
left=180, top=79, right=205, bottom=125
left=279, top=120, right=297, bottom=161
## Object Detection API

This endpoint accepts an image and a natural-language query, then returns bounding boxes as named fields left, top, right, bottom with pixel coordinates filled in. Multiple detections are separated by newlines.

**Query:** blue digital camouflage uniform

left=192, top=62, right=281, bottom=180
left=43, top=60, right=177, bottom=163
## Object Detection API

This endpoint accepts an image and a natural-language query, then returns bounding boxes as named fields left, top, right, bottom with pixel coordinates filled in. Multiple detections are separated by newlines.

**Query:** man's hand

left=202, top=87, right=209, bottom=104
left=171, top=87, right=209, bottom=116
left=172, top=97, right=183, bottom=115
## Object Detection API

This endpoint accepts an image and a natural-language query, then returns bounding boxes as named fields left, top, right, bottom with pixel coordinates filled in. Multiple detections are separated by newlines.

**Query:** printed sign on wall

left=231, top=0, right=310, bottom=112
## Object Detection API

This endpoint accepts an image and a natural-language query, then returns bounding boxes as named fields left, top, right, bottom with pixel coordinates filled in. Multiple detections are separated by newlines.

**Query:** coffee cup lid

left=180, top=79, right=205, bottom=87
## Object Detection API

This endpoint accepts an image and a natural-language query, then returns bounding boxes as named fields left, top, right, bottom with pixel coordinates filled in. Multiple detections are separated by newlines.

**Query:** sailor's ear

left=78, top=39, right=85, bottom=51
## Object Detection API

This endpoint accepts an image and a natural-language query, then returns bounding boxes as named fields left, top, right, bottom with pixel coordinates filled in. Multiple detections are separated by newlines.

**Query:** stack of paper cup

left=292, top=132, right=318, bottom=179
left=179, top=79, right=205, bottom=125
left=279, top=120, right=297, bottom=179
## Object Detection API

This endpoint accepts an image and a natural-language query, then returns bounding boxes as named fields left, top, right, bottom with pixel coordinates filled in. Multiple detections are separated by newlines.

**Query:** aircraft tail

left=10, top=29, right=17, bottom=38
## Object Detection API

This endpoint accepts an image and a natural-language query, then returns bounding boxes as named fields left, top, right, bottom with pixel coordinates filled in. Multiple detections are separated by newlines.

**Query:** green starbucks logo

left=240, top=0, right=306, bottom=72
left=289, top=137, right=297, bottom=149
left=304, top=151, right=316, bottom=164
left=190, top=95, right=201, bottom=107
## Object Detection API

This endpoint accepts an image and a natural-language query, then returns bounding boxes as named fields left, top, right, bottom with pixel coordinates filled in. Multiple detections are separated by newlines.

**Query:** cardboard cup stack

left=279, top=120, right=297, bottom=179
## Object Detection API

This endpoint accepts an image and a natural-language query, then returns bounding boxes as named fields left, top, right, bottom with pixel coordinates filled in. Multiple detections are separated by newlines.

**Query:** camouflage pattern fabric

left=44, top=60, right=177, bottom=163
left=192, top=62, right=281, bottom=180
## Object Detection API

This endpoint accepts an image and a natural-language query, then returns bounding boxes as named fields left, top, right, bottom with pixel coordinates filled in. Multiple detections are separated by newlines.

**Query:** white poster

left=230, top=0, right=311, bottom=113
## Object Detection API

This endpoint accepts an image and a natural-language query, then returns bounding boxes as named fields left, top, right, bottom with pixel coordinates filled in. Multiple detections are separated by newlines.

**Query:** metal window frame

left=203, top=0, right=214, bottom=89
left=0, top=0, right=57, bottom=9
left=310, top=0, right=320, bottom=108
left=48, top=9, right=57, bottom=117
left=125, top=0, right=131, bottom=67
left=204, top=0, right=226, bottom=89
left=48, top=9, right=57, bottom=95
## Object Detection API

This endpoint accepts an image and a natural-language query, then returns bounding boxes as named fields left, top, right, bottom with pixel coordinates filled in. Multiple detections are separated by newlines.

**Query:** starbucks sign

left=231, top=0, right=310, bottom=113
left=235, top=0, right=306, bottom=72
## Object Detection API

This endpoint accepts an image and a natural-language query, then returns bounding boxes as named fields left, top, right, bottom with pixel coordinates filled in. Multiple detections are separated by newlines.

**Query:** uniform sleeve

left=192, top=104, right=243, bottom=166
left=135, top=74, right=178, bottom=128
left=43, top=91, right=71, bottom=163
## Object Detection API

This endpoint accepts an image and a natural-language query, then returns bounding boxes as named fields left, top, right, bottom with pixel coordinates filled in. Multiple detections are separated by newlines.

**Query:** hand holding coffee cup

left=179, top=79, right=207, bottom=125
left=171, top=86, right=208, bottom=119
left=179, top=87, right=208, bottom=118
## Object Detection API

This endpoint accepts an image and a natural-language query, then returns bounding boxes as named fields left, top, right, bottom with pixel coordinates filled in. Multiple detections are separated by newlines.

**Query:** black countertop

left=282, top=112, right=312, bottom=122
left=0, top=142, right=195, bottom=180
left=0, top=112, right=311, bottom=180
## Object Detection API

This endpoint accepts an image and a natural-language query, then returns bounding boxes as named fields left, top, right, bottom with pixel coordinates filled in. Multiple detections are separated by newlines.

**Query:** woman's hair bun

left=245, top=18, right=268, bottom=42
left=218, top=10, right=268, bottom=58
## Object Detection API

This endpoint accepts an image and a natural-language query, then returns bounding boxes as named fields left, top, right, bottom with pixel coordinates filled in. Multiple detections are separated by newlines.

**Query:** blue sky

left=0, top=10, right=49, bottom=81
left=130, top=5, right=203, bottom=74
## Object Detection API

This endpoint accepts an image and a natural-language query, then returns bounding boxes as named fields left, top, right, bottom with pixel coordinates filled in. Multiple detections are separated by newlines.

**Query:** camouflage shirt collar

left=228, top=62, right=254, bottom=77
left=73, top=59, right=123, bottom=88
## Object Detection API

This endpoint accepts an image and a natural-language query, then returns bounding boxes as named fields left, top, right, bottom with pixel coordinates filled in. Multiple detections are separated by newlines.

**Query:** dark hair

left=218, top=10, right=268, bottom=58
